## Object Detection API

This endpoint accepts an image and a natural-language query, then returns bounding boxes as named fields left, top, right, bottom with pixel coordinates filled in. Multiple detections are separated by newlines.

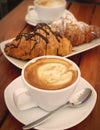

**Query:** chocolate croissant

left=4, top=23, right=72, bottom=60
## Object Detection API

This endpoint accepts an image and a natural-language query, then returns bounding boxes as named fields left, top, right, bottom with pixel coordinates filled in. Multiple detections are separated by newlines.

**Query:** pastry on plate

left=51, top=11, right=100, bottom=46
left=4, top=23, right=72, bottom=60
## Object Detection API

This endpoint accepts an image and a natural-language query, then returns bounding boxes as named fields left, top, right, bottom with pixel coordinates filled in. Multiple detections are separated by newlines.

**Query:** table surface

left=0, top=0, right=100, bottom=130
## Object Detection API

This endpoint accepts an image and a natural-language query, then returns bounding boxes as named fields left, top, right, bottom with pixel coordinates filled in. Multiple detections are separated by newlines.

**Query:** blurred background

left=0, top=0, right=100, bottom=19
left=0, top=0, right=23, bottom=19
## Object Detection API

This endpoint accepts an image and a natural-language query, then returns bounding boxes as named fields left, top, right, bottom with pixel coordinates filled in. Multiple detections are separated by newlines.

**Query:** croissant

left=4, top=23, right=72, bottom=60
left=51, top=11, right=100, bottom=46
left=64, top=22, right=100, bottom=46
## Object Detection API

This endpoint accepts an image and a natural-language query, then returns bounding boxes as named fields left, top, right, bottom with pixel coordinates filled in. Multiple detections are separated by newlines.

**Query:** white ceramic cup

left=33, top=0, right=66, bottom=23
left=13, top=56, right=81, bottom=111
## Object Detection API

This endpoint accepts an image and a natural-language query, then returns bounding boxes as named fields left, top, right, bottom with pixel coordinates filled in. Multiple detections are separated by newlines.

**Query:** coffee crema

left=24, top=58, right=78, bottom=90
left=36, top=0, right=64, bottom=7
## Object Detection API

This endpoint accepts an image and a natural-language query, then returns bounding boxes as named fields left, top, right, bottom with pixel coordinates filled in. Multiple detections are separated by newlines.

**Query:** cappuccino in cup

left=21, top=56, right=80, bottom=111
left=24, top=57, right=78, bottom=90
left=34, top=0, right=66, bottom=23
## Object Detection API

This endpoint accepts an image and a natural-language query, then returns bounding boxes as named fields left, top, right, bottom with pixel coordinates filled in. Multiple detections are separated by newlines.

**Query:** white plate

left=4, top=76, right=97, bottom=130
left=0, top=38, right=100, bottom=69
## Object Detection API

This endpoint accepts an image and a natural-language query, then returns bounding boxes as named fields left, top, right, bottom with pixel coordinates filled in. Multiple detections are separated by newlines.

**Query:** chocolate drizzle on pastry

left=4, top=23, right=72, bottom=60
left=15, top=23, right=62, bottom=43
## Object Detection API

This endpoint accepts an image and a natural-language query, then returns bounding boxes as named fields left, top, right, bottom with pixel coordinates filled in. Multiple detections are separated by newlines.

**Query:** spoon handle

left=23, top=102, right=68, bottom=130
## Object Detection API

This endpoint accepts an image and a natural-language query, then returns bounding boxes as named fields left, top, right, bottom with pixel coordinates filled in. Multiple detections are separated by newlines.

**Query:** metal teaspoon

left=23, top=88, right=92, bottom=130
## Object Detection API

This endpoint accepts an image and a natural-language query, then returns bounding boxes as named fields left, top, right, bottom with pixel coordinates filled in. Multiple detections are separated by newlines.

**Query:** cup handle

left=27, top=5, right=34, bottom=13
left=13, top=87, right=37, bottom=110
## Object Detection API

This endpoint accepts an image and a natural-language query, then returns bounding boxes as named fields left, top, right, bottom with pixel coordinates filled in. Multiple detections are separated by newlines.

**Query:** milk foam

left=37, top=0, right=64, bottom=7
left=38, top=63, right=73, bottom=85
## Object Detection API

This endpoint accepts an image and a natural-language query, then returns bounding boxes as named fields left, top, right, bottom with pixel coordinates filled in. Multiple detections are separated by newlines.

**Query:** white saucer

left=4, top=76, right=97, bottom=130
left=25, top=7, right=41, bottom=26
left=25, top=7, right=69, bottom=26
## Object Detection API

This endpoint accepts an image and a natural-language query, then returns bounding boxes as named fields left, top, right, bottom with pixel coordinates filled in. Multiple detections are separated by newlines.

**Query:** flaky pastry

left=4, top=23, right=72, bottom=60
left=51, top=10, right=100, bottom=46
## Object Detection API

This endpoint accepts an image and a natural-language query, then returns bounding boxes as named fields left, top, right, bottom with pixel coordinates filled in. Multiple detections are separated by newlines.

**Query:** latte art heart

left=38, top=63, right=74, bottom=85
left=24, top=58, right=78, bottom=90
